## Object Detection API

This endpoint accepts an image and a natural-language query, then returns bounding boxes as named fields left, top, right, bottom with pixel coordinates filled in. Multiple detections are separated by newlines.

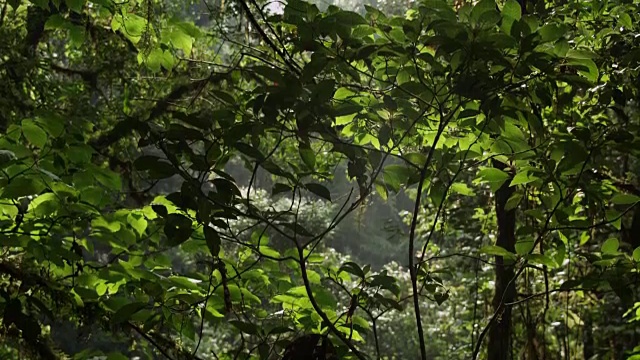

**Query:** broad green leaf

left=111, top=302, right=147, bottom=324
left=120, top=14, right=147, bottom=42
left=510, top=171, right=540, bottom=187
left=146, top=48, right=164, bottom=73
left=567, top=58, right=599, bottom=82
left=305, top=183, right=331, bottom=201
left=204, top=226, right=221, bottom=257
left=169, top=276, right=202, bottom=291
left=230, top=320, right=260, bottom=335
left=476, top=167, right=510, bottom=191
left=169, top=28, right=193, bottom=54
left=339, top=261, right=365, bottom=278
left=93, top=167, right=122, bottom=191
left=302, top=53, right=328, bottom=82
left=515, top=239, right=534, bottom=255
left=480, top=245, right=516, bottom=260
left=299, top=145, right=316, bottom=170
left=383, top=164, right=412, bottom=193
left=45, top=14, right=67, bottom=30
left=251, top=65, right=284, bottom=84
left=22, top=120, right=48, bottom=148
left=1, top=177, right=46, bottom=199
left=66, top=0, right=86, bottom=13
left=450, top=182, right=475, bottom=196
left=501, top=0, right=522, bottom=20
left=34, top=112, right=64, bottom=137
left=633, top=247, right=640, bottom=262
left=505, top=192, right=523, bottom=211
left=335, top=113, right=357, bottom=125
left=164, top=213, right=193, bottom=246
left=68, top=25, right=85, bottom=47
left=611, top=194, right=640, bottom=205
left=106, top=353, right=129, bottom=360
left=527, top=254, right=557, bottom=268
left=601, top=238, right=619, bottom=255
left=538, top=23, right=566, bottom=42
left=434, top=291, right=449, bottom=305
left=334, top=87, right=355, bottom=100
left=0, top=150, right=17, bottom=166
left=618, top=13, right=633, bottom=29
left=160, top=50, right=175, bottom=70
left=566, top=49, right=598, bottom=59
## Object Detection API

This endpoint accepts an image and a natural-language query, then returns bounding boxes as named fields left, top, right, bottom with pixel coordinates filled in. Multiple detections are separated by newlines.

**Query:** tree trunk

left=488, top=160, right=517, bottom=360
left=583, top=313, right=594, bottom=360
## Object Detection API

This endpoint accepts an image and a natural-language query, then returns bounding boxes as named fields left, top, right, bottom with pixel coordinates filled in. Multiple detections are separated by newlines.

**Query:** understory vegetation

left=1, top=0, right=640, bottom=359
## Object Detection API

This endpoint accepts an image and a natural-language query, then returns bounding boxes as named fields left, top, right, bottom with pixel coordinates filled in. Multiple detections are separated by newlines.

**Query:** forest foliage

left=1, top=0, right=640, bottom=359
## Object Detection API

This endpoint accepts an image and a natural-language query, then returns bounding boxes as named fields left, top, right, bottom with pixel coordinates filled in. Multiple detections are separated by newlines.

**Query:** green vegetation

left=1, top=0, right=640, bottom=359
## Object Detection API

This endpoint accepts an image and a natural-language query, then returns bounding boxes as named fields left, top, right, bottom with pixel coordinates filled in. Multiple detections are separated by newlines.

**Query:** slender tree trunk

left=583, top=313, right=594, bottom=360
left=488, top=160, right=517, bottom=360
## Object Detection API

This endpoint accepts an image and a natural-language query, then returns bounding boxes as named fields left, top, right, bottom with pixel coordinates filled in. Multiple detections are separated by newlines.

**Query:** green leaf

left=567, top=58, right=599, bottom=82
left=112, top=302, right=147, bottom=324
left=480, top=245, right=516, bottom=260
left=299, top=145, right=316, bottom=170
left=272, top=183, right=292, bottom=196
left=1, top=177, right=46, bottom=199
left=335, top=113, right=357, bottom=125
left=152, top=204, right=168, bottom=217
left=30, top=0, right=49, bottom=8
left=476, top=167, right=510, bottom=191
left=169, top=276, right=202, bottom=291
left=601, top=238, right=619, bottom=255
left=69, top=25, right=85, bottom=48
left=505, top=192, right=523, bottom=211
left=339, top=261, right=365, bottom=278
left=333, top=10, right=366, bottom=25
left=235, top=142, right=265, bottom=161
left=510, top=171, right=540, bottom=187
left=34, top=112, right=65, bottom=137
left=146, top=48, right=164, bottom=73
left=527, top=254, right=557, bottom=268
left=65, top=0, right=86, bottom=13
left=93, top=167, right=122, bottom=191
left=305, top=183, right=331, bottom=201
left=471, top=0, right=498, bottom=23
left=44, top=14, right=67, bottom=30
left=434, top=291, right=449, bottom=305
left=633, top=247, right=640, bottom=262
left=302, top=53, right=328, bottom=82
left=204, top=226, right=221, bottom=257
left=515, top=239, right=534, bottom=255
left=611, top=194, right=640, bottom=205
left=618, top=13, right=633, bottom=29
left=122, top=13, right=146, bottom=40
left=7, top=0, right=21, bottom=10
left=229, top=320, right=260, bottom=335
left=450, top=183, right=475, bottom=196
left=383, top=164, right=411, bottom=193
left=106, top=353, right=129, bottom=360
left=369, top=274, right=400, bottom=296
left=22, top=120, right=48, bottom=148
left=501, top=0, right=522, bottom=20
left=169, top=28, right=193, bottom=54
left=566, top=49, right=598, bottom=59
left=538, top=23, right=566, bottom=42
left=164, top=214, right=193, bottom=246
left=0, top=150, right=17, bottom=167
left=160, top=50, right=175, bottom=70
left=311, top=79, right=336, bottom=103
left=252, top=65, right=284, bottom=84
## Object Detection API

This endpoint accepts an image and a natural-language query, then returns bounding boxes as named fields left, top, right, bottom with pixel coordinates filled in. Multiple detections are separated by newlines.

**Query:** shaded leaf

left=305, top=183, right=331, bottom=201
